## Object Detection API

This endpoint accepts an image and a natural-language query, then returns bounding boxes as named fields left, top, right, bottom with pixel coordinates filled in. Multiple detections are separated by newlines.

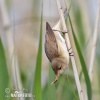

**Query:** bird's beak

left=51, top=72, right=60, bottom=85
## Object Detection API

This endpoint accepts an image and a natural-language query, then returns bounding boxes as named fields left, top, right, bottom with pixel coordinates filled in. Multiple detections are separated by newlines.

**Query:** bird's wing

left=45, top=22, right=59, bottom=62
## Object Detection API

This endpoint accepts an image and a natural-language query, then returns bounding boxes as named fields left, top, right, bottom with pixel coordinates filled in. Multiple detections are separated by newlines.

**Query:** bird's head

left=51, top=58, right=67, bottom=84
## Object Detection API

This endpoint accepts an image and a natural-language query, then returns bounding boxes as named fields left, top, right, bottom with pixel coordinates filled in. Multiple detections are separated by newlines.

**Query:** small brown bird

left=45, top=22, right=69, bottom=84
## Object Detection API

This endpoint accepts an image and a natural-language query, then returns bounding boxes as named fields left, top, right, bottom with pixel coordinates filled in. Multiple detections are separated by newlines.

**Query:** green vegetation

left=0, top=0, right=100, bottom=100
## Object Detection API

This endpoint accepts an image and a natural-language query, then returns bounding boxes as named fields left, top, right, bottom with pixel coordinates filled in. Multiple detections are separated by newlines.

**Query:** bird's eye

left=58, top=67, right=61, bottom=70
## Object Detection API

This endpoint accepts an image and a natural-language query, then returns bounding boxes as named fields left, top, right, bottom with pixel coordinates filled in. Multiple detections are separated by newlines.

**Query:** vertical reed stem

left=89, top=0, right=100, bottom=82
left=55, top=0, right=84, bottom=100
left=0, top=0, right=24, bottom=100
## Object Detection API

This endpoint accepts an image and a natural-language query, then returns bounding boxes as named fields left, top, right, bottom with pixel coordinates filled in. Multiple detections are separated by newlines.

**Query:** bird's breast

left=54, top=31, right=69, bottom=63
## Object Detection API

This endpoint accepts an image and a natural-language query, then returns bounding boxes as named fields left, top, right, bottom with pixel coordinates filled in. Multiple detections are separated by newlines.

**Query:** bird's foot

left=68, top=47, right=74, bottom=56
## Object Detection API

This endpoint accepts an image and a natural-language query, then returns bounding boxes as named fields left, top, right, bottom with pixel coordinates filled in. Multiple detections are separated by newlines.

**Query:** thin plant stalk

left=55, top=0, right=84, bottom=100
left=85, top=0, right=100, bottom=100
left=89, top=0, right=100, bottom=82
left=0, top=0, right=24, bottom=100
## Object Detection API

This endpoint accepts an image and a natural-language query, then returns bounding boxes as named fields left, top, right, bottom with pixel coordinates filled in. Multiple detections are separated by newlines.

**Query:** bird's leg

left=68, top=47, right=74, bottom=56
left=53, top=29, right=68, bottom=34
left=69, top=52, right=74, bottom=56
left=68, top=47, right=72, bottom=51
left=62, top=30, right=69, bottom=34
left=53, top=28, right=73, bottom=56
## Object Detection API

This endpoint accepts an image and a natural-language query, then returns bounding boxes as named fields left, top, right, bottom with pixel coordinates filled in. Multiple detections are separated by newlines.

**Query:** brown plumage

left=45, top=22, right=69, bottom=84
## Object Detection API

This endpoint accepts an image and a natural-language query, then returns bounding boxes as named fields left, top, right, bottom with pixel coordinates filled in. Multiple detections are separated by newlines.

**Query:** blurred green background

left=0, top=0, right=100, bottom=100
